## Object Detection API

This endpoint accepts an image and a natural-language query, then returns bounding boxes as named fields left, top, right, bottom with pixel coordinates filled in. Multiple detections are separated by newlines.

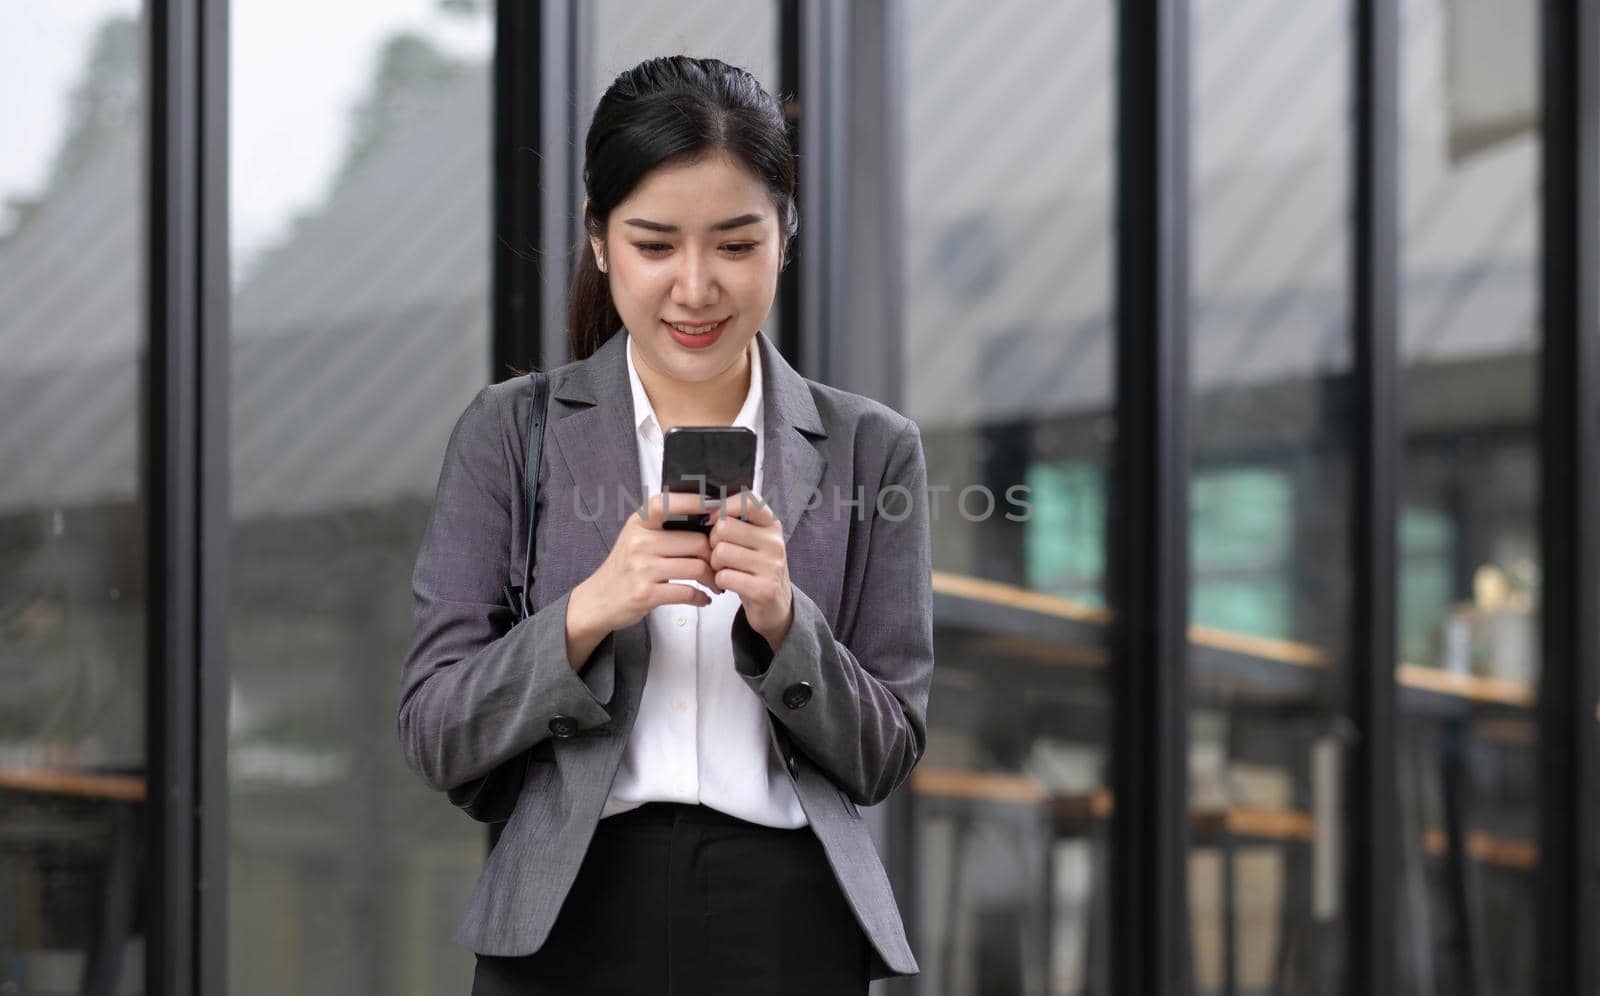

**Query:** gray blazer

left=397, top=328, right=934, bottom=981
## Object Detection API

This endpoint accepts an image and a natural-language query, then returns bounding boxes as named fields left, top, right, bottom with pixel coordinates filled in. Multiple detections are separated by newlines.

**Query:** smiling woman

left=398, top=54, right=934, bottom=995
left=590, top=154, right=787, bottom=427
left=566, top=58, right=797, bottom=364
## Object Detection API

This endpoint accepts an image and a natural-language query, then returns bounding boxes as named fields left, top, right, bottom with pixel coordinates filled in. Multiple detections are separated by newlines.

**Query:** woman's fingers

left=707, top=540, right=767, bottom=576
left=651, top=581, right=713, bottom=609
left=653, top=557, right=723, bottom=593
left=709, top=490, right=778, bottom=528
left=636, top=490, right=718, bottom=529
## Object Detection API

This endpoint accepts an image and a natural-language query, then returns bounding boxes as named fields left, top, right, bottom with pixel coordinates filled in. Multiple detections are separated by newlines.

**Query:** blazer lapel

left=754, top=331, right=828, bottom=551
left=549, top=330, right=639, bottom=559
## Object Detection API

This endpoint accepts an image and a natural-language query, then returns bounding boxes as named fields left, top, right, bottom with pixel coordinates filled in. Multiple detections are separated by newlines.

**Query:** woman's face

left=590, top=152, right=784, bottom=388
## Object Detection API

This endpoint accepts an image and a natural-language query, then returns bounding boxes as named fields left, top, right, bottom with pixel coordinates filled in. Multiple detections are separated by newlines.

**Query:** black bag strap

left=503, top=371, right=551, bottom=621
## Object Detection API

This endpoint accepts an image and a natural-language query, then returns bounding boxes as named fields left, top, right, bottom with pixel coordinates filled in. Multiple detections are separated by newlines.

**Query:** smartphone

left=660, top=426, right=758, bottom=533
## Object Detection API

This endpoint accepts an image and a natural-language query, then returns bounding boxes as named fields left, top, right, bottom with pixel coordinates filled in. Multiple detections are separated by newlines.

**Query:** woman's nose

left=672, top=254, right=719, bottom=306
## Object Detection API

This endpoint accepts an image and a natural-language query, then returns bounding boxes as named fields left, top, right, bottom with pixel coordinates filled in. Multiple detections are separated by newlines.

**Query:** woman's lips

left=663, top=318, right=728, bottom=350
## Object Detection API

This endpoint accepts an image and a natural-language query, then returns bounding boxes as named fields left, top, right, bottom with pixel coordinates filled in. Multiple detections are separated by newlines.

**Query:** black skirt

left=470, top=801, right=872, bottom=996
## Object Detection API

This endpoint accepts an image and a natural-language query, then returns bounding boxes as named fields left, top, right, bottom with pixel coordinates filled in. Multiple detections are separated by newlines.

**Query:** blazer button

left=781, top=681, right=813, bottom=710
left=548, top=715, right=577, bottom=739
left=786, top=753, right=799, bottom=778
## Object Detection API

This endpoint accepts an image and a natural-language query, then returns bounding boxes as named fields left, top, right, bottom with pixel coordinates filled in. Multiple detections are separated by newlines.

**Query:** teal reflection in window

left=1399, top=504, right=1456, bottom=665
left=1191, top=468, right=1292, bottom=639
left=1024, top=460, right=1105, bottom=607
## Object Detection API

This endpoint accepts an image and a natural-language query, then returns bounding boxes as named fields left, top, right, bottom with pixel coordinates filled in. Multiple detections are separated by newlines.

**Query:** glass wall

left=227, top=2, right=492, bottom=993
left=0, top=5, right=148, bottom=993
left=900, top=1, right=1116, bottom=992
left=583, top=0, right=778, bottom=108
left=1396, top=1, right=1541, bottom=992
left=1186, top=0, right=1354, bottom=992
left=5, top=3, right=1593, bottom=993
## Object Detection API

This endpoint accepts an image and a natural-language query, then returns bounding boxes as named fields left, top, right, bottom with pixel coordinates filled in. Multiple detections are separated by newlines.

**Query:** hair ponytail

left=567, top=210, right=622, bottom=361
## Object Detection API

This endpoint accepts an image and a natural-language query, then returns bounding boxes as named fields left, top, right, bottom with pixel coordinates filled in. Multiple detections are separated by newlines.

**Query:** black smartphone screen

left=660, top=426, right=758, bottom=532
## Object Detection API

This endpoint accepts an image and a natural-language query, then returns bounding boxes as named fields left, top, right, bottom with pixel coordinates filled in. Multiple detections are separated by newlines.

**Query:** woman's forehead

left=618, top=155, right=773, bottom=222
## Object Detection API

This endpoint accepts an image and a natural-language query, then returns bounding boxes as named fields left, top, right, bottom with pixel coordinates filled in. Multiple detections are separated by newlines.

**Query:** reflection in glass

left=1187, top=0, right=1354, bottom=991
left=902, top=0, right=1115, bottom=991
left=228, top=3, right=492, bottom=993
left=1397, top=0, right=1541, bottom=992
left=0, top=5, right=148, bottom=992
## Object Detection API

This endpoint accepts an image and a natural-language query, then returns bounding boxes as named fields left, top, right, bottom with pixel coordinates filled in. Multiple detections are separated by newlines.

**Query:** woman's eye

left=635, top=242, right=758, bottom=256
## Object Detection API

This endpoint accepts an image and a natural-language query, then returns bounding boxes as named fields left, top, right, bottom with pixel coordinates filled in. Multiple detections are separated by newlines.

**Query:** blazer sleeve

left=729, top=417, right=935, bottom=808
left=397, top=384, right=616, bottom=795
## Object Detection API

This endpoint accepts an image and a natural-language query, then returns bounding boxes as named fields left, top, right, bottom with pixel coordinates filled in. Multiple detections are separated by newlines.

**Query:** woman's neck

left=633, top=338, right=752, bottom=431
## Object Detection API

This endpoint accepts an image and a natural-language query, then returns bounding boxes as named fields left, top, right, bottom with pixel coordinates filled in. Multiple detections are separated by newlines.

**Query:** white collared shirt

left=598, top=332, right=808, bottom=828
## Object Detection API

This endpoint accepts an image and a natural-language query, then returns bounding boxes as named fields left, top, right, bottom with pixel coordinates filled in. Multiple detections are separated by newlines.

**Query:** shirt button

left=672, top=699, right=687, bottom=712
left=675, top=615, right=687, bottom=627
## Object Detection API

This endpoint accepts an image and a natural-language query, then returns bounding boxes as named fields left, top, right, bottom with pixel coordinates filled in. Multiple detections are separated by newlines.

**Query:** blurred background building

left=1, top=1, right=1596, bottom=994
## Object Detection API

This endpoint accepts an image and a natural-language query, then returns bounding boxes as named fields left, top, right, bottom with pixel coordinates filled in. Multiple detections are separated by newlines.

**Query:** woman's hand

left=707, top=490, right=794, bottom=652
left=565, top=491, right=720, bottom=669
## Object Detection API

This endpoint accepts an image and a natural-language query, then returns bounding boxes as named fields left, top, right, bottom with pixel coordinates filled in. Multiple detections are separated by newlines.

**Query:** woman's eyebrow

left=623, top=213, right=765, bottom=233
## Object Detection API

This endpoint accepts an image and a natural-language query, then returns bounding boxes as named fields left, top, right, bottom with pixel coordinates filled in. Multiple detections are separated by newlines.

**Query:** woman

left=398, top=55, right=934, bottom=994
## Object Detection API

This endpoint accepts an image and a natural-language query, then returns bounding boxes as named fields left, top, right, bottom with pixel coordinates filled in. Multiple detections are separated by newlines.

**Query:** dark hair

left=566, top=55, right=798, bottom=361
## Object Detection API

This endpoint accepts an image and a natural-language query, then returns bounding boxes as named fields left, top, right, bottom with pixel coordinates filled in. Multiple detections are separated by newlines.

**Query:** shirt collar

left=625, top=332, right=764, bottom=438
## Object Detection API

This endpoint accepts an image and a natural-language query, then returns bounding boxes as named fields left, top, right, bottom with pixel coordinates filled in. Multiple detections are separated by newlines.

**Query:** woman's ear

left=582, top=200, right=607, bottom=272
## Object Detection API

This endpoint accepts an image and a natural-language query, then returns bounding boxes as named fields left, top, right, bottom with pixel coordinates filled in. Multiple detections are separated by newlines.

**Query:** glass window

left=228, top=3, right=492, bottom=993
left=901, top=1, right=1116, bottom=990
left=0, top=5, right=148, bottom=992
left=1397, top=1, right=1541, bottom=991
left=585, top=0, right=778, bottom=99
left=1188, top=0, right=1355, bottom=991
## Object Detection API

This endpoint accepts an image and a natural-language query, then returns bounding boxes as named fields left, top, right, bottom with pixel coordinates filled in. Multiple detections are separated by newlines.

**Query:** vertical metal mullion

left=147, top=0, right=196, bottom=987
left=878, top=0, right=905, bottom=414
left=494, top=0, right=544, bottom=376
left=535, top=0, right=578, bottom=367
left=1111, top=0, right=1191, bottom=992
left=196, top=0, right=230, bottom=991
left=567, top=0, right=592, bottom=313
left=1348, top=0, right=1400, bottom=993
left=1537, top=1, right=1600, bottom=992
left=795, top=0, right=844, bottom=384
left=776, top=0, right=802, bottom=366
left=149, top=0, right=229, bottom=992
left=834, top=0, right=902, bottom=404
left=485, top=0, right=546, bottom=858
